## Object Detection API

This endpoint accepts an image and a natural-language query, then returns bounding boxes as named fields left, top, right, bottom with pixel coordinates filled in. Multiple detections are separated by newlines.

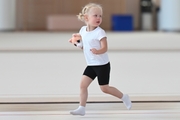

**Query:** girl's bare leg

left=100, top=85, right=132, bottom=110
left=79, top=75, right=93, bottom=106
left=70, top=75, right=93, bottom=116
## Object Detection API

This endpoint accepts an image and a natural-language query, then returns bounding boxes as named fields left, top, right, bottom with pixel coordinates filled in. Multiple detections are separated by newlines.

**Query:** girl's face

left=86, top=7, right=102, bottom=28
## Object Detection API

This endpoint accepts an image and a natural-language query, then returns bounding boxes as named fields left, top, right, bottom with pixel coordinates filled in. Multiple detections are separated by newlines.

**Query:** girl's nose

left=97, top=16, right=101, bottom=19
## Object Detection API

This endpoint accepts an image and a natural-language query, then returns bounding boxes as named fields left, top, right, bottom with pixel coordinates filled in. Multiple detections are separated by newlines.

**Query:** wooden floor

left=0, top=102, right=180, bottom=120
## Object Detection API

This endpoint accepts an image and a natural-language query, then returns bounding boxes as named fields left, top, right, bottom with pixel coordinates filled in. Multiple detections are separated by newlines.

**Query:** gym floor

left=0, top=102, right=180, bottom=120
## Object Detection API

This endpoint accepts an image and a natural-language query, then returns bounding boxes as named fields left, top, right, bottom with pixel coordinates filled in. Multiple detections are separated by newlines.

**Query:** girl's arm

left=91, top=37, right=108, bottom=54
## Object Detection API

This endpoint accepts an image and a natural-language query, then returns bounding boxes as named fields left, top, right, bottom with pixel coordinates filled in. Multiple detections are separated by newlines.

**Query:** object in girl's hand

left=69, top=33, right=83, bottom=49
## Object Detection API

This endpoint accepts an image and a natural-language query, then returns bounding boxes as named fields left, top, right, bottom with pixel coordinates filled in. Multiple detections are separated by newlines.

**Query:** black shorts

left=83, top=62, right=110, bottom=85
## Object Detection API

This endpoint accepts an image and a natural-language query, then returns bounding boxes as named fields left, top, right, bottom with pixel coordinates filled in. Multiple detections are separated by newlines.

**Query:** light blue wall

left=0, top=0, right=16, bottom=30
left=159, top=0, right=180, bottom=31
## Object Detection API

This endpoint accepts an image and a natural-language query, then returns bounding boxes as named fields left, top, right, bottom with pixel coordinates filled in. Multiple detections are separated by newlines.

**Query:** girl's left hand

left=90, top=48, right=98, bottom=54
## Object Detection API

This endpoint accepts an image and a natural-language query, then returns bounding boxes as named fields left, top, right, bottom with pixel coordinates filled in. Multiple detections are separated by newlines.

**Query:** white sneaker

left=70, top=106, right=85, bottom=116
left=122, top=94, right=132, bottom=110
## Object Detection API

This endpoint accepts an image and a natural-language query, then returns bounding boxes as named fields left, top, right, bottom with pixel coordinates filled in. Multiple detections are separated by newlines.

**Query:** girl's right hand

left=68, top=33, right=79, bottom=43
left=72, top=33, right=80, bottom=37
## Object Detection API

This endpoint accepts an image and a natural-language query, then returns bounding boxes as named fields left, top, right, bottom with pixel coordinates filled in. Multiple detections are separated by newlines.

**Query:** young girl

left=69, top=3, right=132, bottom=116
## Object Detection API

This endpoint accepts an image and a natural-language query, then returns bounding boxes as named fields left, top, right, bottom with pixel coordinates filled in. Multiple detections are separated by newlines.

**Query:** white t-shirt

left=79, top=26, right=109, bottom=66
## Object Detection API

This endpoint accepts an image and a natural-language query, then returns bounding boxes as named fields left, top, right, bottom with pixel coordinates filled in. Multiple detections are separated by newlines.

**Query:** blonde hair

left=77, top=3, right=103, bottom=22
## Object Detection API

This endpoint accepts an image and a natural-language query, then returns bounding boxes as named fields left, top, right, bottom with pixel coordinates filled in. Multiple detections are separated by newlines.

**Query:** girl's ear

left=84, top=14, right=88, bottom=21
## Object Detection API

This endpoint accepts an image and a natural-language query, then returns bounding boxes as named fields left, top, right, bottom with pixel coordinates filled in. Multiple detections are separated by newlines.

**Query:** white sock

left=70, top=106, right=85, bottom=116
left=121, top=94, right=132, bottom=110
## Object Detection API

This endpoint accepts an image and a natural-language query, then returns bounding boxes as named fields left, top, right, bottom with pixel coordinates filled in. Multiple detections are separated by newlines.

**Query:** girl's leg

left=70, top=75, right=93, bottom=116
left=100, top=85, right=132, bottom=110
left=80, top=75, right=93, bottom=106
left=100, top=85, right=123, bottom=98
